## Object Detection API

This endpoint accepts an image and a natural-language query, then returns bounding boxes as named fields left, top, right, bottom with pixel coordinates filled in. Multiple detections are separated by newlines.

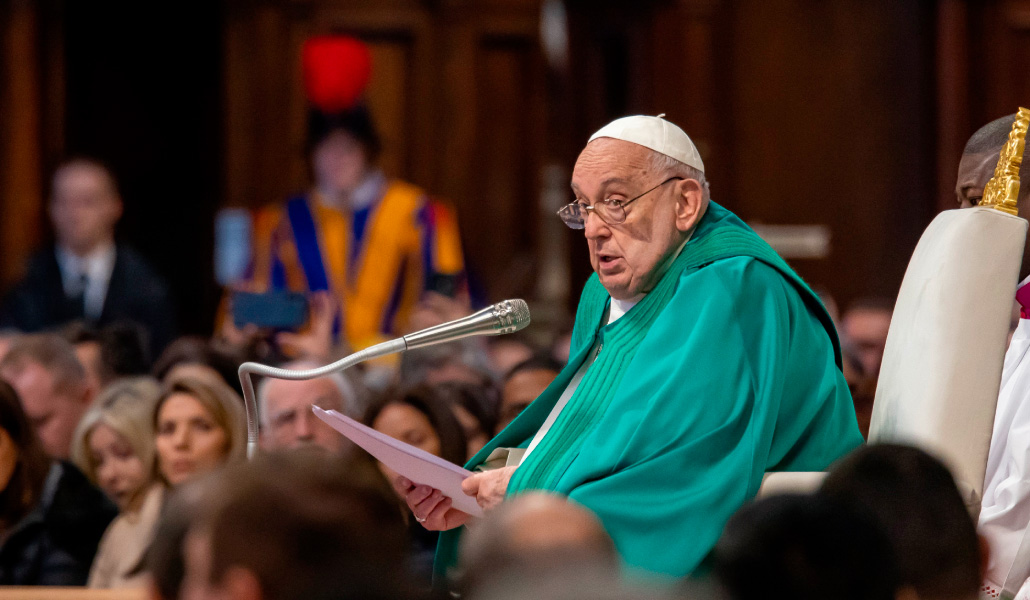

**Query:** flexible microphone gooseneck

left=238, top=299, right=531, bottom=458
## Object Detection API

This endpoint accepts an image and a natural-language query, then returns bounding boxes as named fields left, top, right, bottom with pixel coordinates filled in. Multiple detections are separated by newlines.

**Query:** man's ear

left=222, top=566, right=264, bottom=600
left=673, top=178, right=706, bottom=233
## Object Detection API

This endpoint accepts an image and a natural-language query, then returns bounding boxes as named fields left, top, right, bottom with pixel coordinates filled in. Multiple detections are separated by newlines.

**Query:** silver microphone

left=237, top=299, right=531, bottom=458
left=403, top=298, right=530, bottom=350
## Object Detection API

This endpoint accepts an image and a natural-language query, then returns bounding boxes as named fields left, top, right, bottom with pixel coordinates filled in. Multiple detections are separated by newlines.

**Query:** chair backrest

left=869, top=206, right=1027, bottom=518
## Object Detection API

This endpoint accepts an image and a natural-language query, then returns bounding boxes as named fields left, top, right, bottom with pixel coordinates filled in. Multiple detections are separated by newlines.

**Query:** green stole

left=434, top=200, right=840, bottom=577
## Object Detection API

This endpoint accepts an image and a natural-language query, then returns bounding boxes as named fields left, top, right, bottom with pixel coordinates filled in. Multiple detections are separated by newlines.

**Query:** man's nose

left=296, top=412, right=314, bottom=439
left=583, top=209, right=610, bottom=239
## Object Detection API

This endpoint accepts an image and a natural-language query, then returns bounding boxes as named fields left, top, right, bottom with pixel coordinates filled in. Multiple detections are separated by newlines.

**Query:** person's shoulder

left=45, top=462, right=117, bottom=532
left=114, top=245, right=170, bottom=287
left=681, top=255, right=794, bottom=299
left=385, top=178, right=426, bottom=199
left=18, top=246, right=61, bottom=280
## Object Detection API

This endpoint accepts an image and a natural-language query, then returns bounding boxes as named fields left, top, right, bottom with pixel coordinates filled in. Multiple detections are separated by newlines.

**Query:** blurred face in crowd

left=88, top=423, right=147, bottom=511
left=261, top=377, right=349, bottom=453
left=498, top=367, right=558, bottom=434
left=1, top=361, right=90, bottom=459
left=372, top=402, right=441, bottom=486
left=49, top=161, right=123, bottom=256
left=312, top=130, right=369, bottom=201
left=451, top=404, right=488, bottom=460
left=0, top=427, right=18, bottom=492
left=74, top=341, right=105, bottom=394
left=841, top=308, right=892, bottom=377
left=156, top=393, right=230, bottom=486
left=571, top=139, right=704, bottom=301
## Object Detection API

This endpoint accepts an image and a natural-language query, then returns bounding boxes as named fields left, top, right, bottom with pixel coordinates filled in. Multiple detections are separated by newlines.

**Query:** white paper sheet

left=312, top=406, right=483, bottom=516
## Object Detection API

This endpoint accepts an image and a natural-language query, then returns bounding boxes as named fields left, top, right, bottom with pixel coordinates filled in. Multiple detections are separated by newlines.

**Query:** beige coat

left=87, top=484, right=164, bottom=589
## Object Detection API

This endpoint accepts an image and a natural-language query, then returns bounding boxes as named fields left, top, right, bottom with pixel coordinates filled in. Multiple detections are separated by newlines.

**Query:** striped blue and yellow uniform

left=244, top=179, right=464, bottom=350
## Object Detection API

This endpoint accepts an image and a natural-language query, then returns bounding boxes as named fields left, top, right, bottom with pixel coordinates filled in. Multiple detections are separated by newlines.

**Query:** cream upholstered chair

left=760, top=205, right=1027, bottom=517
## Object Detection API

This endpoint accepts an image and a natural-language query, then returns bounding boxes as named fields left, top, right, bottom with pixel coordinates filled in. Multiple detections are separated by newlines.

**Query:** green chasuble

left=437, top=201, right=863, bottom=579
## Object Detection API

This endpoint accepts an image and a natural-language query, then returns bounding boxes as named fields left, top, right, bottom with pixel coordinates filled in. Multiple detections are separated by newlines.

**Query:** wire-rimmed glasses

left=557, top=176, right=683, bottom=229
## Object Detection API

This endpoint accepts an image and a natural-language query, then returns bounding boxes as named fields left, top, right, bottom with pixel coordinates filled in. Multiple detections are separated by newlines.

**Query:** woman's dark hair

left=435, top=381, right=499, bottom=441
left=152, top=336, right=244, bottom=396
left=362, top=385, right=467, bottom=467
left=0, top=381, right=51, bottom=530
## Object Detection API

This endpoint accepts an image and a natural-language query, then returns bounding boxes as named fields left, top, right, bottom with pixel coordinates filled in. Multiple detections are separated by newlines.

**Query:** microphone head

left=491, top=299, right=531, bottom=334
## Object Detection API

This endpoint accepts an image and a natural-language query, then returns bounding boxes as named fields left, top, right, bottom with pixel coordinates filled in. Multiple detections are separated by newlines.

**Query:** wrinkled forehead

left=266, top=376, right=345, bottom=407
left=571, top=138, right=656, bottom=191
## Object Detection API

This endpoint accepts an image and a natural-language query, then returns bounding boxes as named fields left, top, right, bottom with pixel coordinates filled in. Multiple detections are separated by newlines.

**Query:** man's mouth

left=597, top=252, right=620, bottom=269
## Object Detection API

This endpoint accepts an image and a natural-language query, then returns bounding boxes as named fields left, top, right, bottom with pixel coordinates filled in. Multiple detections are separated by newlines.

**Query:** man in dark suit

left=0, top=158, right=176, bottom=357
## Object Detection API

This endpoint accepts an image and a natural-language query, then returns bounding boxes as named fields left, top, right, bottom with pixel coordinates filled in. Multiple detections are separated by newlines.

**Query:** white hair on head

left=647, top=150, right=710, bottom=203
left=256, top=359, right=361, bottom=424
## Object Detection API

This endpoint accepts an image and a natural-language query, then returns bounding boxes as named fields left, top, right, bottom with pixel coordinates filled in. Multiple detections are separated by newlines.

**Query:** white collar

left=56, top=242, right=116, bottom=279
left=317, top=169, right=387, bottom=212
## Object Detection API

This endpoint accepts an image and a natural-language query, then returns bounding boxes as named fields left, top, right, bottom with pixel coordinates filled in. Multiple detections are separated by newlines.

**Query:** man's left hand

left=461, top=466, right=517, bottom=511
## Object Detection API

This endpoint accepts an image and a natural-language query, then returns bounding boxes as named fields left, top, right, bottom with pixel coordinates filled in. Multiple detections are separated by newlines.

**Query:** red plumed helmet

left=302, top=35, right=372, bottom=113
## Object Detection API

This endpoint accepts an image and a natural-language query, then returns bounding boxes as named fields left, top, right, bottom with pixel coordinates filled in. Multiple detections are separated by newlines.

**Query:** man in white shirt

left=0, top=159, right=176, bottom=356
left=962, top=112, right=1030, bottom=600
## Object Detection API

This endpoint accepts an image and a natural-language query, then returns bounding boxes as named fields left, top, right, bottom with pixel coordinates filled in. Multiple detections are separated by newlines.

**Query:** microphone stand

left=238, top=338, right=406, bottom=459
left=237, top=299, right=530, bottom=458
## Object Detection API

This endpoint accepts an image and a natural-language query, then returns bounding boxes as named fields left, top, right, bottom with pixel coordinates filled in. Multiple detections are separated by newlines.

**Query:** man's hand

left=395, top=476, right=472, bottom=531
left=276, top=291, right=338, bottom=360
left=461, top=466, right=517, bottom=511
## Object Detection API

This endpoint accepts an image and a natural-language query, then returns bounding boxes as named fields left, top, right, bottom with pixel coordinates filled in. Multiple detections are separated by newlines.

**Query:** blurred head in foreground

left=821, top=444, right=983, bottom=600
left=459, top=492, right=617, bottom=596
left=179, top=450, right=411, bottom=600
left=713, top=493, right=901, bottom=600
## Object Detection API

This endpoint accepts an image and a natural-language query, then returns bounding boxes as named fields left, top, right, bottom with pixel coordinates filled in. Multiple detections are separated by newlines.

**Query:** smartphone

left=232, top=291, right=308, bottom=330
left=427, top=273, right=462, bottom=298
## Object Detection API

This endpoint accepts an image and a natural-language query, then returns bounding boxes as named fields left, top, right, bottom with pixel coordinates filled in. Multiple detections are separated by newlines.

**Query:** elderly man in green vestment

left=397, top=115, right=864, bottom=579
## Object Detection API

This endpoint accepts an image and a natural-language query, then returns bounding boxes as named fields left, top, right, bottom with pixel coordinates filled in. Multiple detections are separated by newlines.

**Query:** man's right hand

left=394, top=476, right=472, bottom=531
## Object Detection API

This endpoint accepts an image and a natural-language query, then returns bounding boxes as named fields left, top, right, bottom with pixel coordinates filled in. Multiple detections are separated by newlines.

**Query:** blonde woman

left=153, top=376, right=246, bottom=487
left=71, top=377, right=163, bottom=588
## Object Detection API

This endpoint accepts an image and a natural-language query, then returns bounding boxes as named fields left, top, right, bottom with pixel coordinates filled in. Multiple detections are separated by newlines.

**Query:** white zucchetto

left=588, top=114, right=705, bottom=173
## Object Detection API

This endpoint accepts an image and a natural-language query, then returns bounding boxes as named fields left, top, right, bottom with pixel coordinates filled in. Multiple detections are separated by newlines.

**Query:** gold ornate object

left=981, top=106, right=1030, bottom=216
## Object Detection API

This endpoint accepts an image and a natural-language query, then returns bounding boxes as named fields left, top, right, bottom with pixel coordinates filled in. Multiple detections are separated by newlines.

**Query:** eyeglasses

left=557, top=177, right=684, bottom=229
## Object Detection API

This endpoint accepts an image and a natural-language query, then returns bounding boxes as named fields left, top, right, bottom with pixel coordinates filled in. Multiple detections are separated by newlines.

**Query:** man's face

left=498, top=367, right=558, bottom=434
left=261, top=378, right=350, bottom=453
left=2, top=361, right=88, bottom=459
left=956, top=147, right=1030, bottom=278
left=312, top=130, right=369, bottom=198
left=49, top=163, right=122, bottom=254
left=955, top=152, right=999, bottom=208
left=571, top=139, right=687, bottom=301
left=841, top=308, right=892, bottom=377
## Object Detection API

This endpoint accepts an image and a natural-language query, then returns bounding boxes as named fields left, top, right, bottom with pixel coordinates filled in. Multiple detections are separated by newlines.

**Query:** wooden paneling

left=724, top=0, right=937, bottom=306
left=0, top=0, right=45, bottom=288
